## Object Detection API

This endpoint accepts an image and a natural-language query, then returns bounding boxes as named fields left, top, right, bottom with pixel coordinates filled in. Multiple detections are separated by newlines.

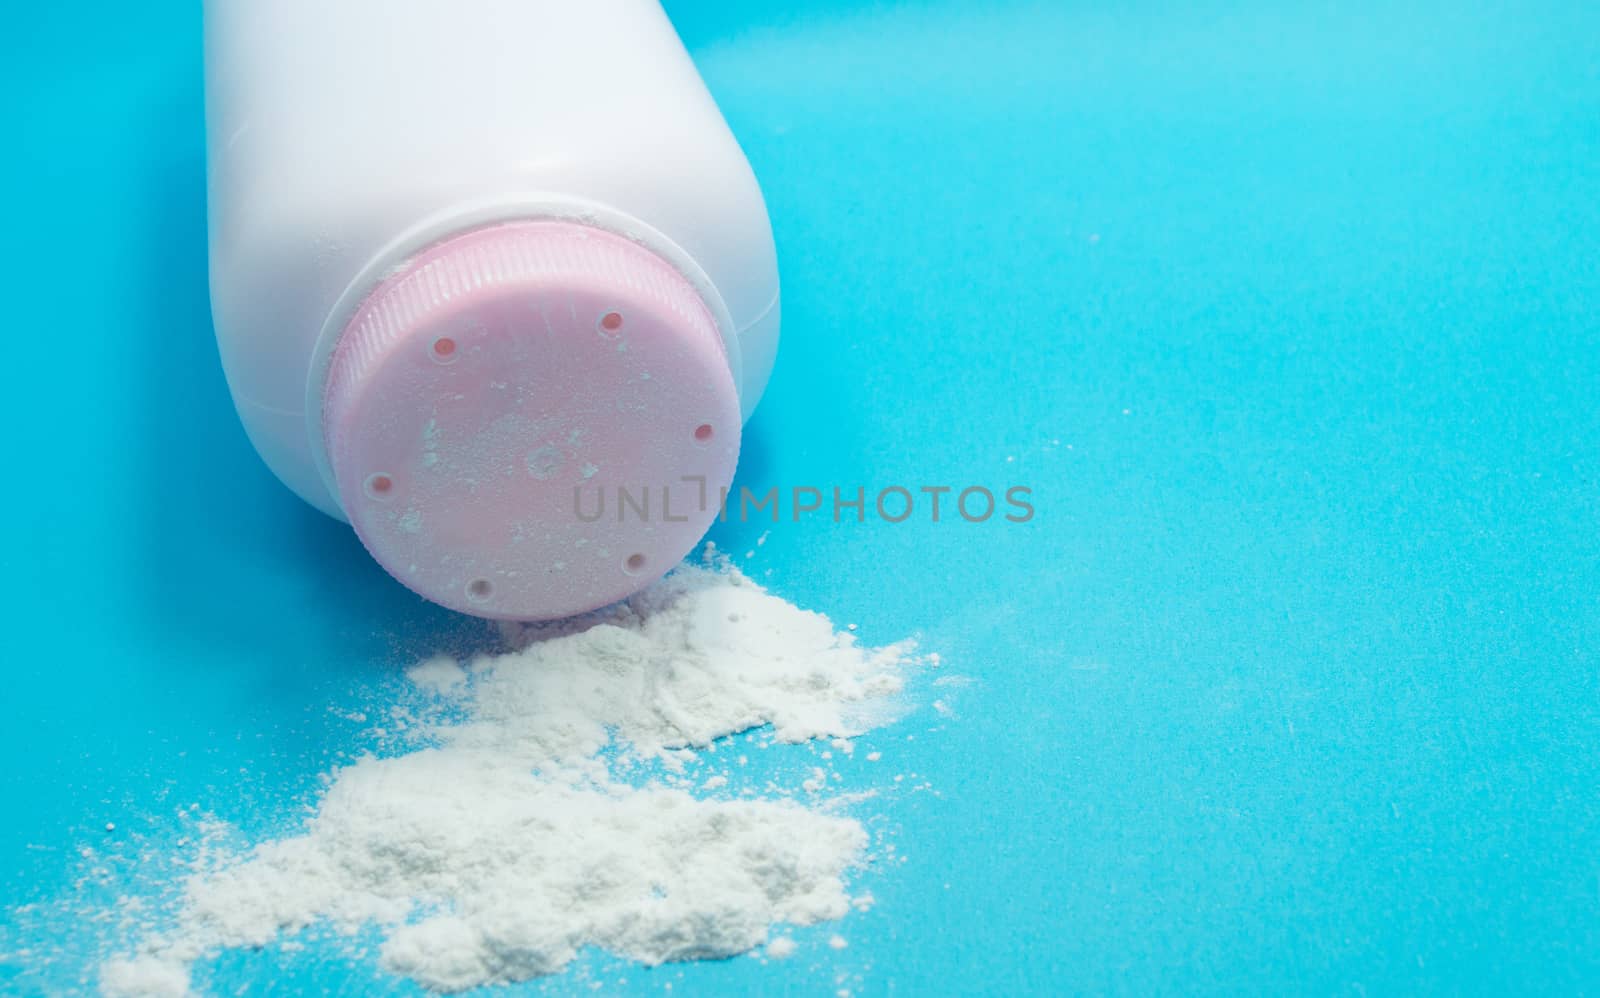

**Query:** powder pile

left=97, top=563, right=917, bottom=994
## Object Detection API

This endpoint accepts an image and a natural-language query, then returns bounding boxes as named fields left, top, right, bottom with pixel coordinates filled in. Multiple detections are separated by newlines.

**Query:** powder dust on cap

left=322, top=220, right=742, bottom=620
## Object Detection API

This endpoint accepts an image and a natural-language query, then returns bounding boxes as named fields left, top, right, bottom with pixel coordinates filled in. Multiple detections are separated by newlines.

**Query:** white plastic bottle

left=205, top=0, right=780, bottom=620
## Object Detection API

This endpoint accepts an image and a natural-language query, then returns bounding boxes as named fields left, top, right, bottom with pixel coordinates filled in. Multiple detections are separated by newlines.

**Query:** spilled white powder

left=97, top=564, right=917, bottom=995
left=765, top=936, right=797, bottom=960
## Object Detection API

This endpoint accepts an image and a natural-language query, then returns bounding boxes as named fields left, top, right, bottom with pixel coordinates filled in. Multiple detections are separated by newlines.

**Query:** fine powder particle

left=765, top=936, right=798, bottom=960
left=98, top=563, right=918, bottom=995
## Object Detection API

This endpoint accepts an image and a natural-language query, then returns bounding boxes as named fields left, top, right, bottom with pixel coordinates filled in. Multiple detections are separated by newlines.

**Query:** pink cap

left=322, top=220, right=740, bottom=620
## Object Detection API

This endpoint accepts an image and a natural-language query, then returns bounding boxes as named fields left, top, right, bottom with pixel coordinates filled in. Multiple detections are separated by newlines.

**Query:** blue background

left=3, top=1, right=1598, bottom=993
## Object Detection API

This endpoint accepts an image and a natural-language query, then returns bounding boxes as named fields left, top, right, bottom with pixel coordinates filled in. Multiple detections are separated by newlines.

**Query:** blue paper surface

left=2, top=1, right=1598, bottom=993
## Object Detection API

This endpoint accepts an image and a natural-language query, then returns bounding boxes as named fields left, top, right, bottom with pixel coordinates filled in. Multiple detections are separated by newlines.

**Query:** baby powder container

left=204, top=0, right=780, bottom=619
